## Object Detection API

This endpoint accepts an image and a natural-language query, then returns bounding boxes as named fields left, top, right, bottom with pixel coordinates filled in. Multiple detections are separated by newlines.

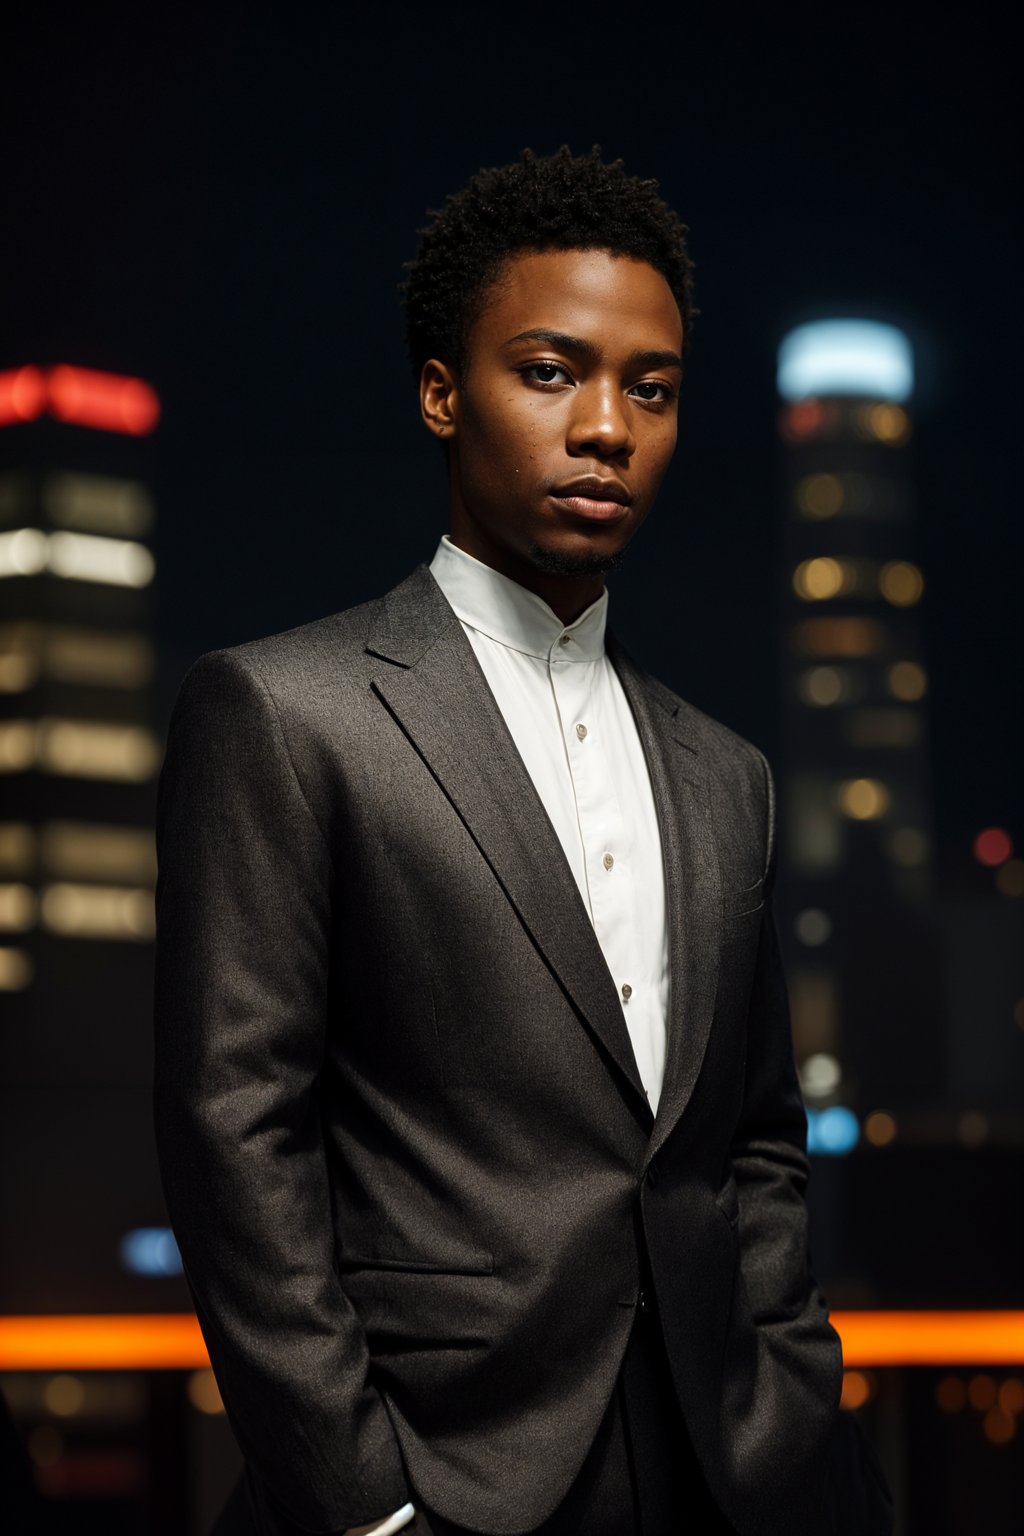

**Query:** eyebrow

left=502, top=328, right=684, bottom=373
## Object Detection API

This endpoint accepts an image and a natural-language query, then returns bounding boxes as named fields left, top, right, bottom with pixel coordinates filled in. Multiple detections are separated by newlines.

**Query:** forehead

left=474, top=248, right=684, bottom=355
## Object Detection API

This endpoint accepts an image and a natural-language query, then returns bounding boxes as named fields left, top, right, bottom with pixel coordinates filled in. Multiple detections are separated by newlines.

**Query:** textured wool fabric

left=154, top=563, right=859, bottom=1536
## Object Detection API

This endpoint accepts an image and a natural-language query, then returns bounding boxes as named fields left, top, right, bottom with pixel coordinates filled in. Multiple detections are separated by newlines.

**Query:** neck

left=445, top=530, right=605, bottom=625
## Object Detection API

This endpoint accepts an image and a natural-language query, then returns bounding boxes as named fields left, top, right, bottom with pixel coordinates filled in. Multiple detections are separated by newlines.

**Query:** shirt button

left=621, top=983, right=632, bottom=1002
left=575, top=723, right=587, bottom=740
left=559, top=633, right=571, bottom=646
left=603, top=853, right=614, bottom=870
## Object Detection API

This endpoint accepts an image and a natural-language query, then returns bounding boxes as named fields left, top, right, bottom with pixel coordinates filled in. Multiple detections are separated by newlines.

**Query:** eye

left=518, top=361, right=574, bottom=387
left=630, top=380, right=676, bottom=404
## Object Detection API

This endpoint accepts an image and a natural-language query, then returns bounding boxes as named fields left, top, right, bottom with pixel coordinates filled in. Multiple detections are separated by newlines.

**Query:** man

left=154, top=147, right=891, bottom=1536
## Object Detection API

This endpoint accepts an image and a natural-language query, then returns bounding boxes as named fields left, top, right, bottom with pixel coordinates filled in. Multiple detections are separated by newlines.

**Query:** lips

left=549, top=475, right=634, bottom=523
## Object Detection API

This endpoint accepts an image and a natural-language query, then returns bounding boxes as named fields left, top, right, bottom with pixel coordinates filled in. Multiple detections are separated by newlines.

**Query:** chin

left=526, top=539, right=627, bottom=578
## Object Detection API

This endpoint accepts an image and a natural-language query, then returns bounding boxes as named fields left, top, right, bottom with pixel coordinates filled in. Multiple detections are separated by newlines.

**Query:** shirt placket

left=548, top=648, right=638, bottom=1017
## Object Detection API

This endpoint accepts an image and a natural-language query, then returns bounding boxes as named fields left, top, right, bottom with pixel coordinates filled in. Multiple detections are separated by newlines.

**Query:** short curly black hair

left=400, top=145, right=696, bottom=384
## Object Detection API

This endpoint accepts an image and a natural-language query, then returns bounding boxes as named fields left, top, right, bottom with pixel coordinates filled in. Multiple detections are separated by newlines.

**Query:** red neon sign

left=0, top=365, right=160, bottom=435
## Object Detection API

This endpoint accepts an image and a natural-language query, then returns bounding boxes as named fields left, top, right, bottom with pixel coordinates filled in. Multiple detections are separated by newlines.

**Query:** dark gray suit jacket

left=154, top=563, right=849, bottom=1536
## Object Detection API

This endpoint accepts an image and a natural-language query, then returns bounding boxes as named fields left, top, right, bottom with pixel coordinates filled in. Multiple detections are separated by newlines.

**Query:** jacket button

left=637, top=1288, right=649, bottom=1313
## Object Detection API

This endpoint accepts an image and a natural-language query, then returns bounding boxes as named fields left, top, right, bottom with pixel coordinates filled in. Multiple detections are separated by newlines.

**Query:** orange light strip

left=832, top=1311, right=1024, bottom=1367
left=0, top=365, right=160, bottom=435
left=0, top=1314, right=208, bottom=1370
left=0, top=1312, right=1022, bottom=1372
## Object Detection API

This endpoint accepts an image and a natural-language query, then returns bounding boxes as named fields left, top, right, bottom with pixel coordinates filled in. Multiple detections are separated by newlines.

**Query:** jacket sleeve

left=730, top=750, right=842, bottom=1370
left=153, top=648, right=410, bottom=1533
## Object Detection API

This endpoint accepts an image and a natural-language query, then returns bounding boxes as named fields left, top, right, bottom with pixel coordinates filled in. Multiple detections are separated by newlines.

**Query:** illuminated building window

left=879, top=560, right=924, bottom=606
left=0, top=721, right=36, bottom=772
left=794, top=557, right=843, bottom=600
left=853, top=402, right=912, bottom=445
left=0, top=883, right=36, bottom=930
left=795, top=474, right=845, bottom=519
left=36, top=719, right=161, bottom=781
left=958, top=1111, right=988, bottom=1148
left=794, top=471, right=886, bottom=520
left=789, top=968, right=838, bottom=1059
left=0, top=528, right=47, bottom=577
left=0, top=822, right=35, bottom=875
left=887, top=660, right=927, bottom=701
left=787, top=776, right=844, bottom=869
left=47, top=530, right=154, bottom=588
left=795, top=908, right=833, bottom=946
left=0, top=946, right=33, bottom=989
left=0, top=529, right=154, bottom=587
left=864, top=1111, right=898, bottom=1147
left=45, top=627, right=154, bottom=687
left=807, top=1106, right=860, bottom=1156
left=973, top=827, right=1013, bottom=866
left=0, top=622, right=154, bottom=690
left=841, top=1371, right=876, bottom=1411
left=793, top=557, right=873, bottom=601
left=844, top=708, right=922, bottom=749
left=40, top=882, right=155, bottom=941
left=779, top=400, right=833, bottom=443
left=793, top=617, right=887, bottom=658
left=41, top=822, right=156, bottom=884
left=996, top=860, right=1024, bottom=899
left=837, top=778, right=890, bottom=820
left=42, top=472, right=155, bottom=538
left=799, top=1052, right=842, bottom=1099
left=889, top=828, right=930, bottom=867
left=120, top=1228, right=183, bottom=1277
left=0, top=366, right=47, bottom=427
left=0, top=634, right=40, bottom=691
left=0, top=720, right=161, bottom=781
left=797, top=665, right=861, bottom=707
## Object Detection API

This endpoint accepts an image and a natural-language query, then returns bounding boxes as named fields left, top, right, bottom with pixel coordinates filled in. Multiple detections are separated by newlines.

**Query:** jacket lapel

left=366, top=566, right=650, bottom=1113
left=605, top=634, right=723, bottom=1164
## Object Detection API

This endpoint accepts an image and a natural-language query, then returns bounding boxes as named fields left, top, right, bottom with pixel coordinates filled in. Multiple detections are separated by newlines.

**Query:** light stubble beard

left=525, top=540, right=628, bottom=578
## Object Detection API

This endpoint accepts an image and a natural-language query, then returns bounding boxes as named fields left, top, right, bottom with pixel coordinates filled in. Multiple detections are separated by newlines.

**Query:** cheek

left=640, top=420, right=677, bottom=483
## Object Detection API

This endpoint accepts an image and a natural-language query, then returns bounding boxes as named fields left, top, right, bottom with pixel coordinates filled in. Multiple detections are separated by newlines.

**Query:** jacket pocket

left=336, top=1250, right=494, bottom=1276
left=721, top=875, right=764, bottom=918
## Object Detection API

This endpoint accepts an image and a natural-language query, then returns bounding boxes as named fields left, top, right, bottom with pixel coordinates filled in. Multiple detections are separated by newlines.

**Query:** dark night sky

left=3, top=3, right=1021, bottom=873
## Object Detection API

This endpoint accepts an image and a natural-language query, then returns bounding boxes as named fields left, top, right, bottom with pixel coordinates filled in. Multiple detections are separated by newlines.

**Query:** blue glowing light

left=807, top=1106, right=860, bottom=1157
left=119, top=1227, right=183, bottom=1277
left=777, top=321, right=913, bottom=403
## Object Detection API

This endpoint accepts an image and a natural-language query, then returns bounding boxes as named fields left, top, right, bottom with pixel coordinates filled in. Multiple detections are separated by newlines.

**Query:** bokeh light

left=879, top=560, right=924, bottom=606
left=973, top=828, right=1013, bottom=867
left=864, top=1111, right=898, bottom=1147
left=838, top=778, right=890, bottom=820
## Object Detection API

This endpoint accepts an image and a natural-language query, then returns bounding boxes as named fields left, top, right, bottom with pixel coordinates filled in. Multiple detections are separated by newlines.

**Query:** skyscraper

left=775, top=322, right=942, bottom=1118
left=0, top=363, right=167, bottom=1312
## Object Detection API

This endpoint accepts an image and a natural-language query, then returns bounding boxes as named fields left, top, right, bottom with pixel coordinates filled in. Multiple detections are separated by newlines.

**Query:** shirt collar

left=428, top=534, right=608, bottom=663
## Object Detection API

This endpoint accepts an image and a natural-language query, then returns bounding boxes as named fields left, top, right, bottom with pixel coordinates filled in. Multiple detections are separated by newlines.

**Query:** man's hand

left=345, top=1504, right=416, bottom=1536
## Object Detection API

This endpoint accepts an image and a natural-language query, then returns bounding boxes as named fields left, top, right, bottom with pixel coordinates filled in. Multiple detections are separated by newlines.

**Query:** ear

left=419, top=358, right=459, bottom=442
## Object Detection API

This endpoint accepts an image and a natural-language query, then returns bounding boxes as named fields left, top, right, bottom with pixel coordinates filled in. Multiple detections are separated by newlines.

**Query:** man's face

left=422, top=247, right=684, bottom=610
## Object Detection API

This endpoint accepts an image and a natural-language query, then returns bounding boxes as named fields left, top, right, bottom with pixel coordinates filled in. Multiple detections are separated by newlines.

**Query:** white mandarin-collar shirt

left=429, top=533, right=670, bottom=1112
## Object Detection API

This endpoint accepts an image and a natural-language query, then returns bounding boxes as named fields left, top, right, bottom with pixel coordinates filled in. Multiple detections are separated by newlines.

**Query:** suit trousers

left=212, top=1301, right=735, bottom=1536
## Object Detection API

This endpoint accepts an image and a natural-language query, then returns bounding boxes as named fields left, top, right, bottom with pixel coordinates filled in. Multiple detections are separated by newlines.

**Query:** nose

left=567, top=379, right=635, bottom=461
